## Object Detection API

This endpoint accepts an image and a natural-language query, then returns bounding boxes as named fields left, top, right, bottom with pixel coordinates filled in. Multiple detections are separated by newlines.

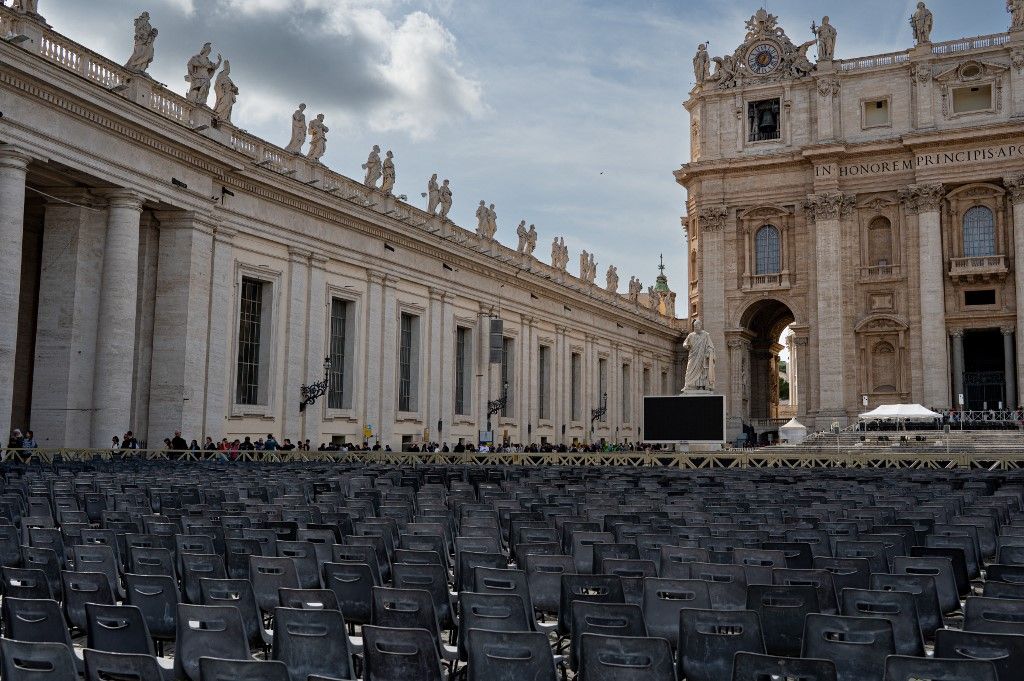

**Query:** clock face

left=747, top=42, right=782, bottom=75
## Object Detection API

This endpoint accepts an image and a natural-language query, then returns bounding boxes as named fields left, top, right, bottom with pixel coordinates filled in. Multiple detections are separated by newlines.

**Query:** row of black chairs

left=0, top=460, right=1021, bottom=680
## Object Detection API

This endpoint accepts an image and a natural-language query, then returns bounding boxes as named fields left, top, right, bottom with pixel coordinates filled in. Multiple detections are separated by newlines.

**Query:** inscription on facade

left=815, top=143, right=1024, bottom=179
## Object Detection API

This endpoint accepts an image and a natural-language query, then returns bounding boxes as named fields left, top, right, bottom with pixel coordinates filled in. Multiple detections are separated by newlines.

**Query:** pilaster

left=806, top=191, right=856, bottom=417
left=0, top=146, right=31, bottom=444
left=198, top=225, right=235, bottom=443
left=303, top=253, right=328, bottom=447
left=281, top=247, right=311, bottom=443
left=31, top=189, right=106, bottom=447
left=900, top=183, right=949, bottom=408
left=147, top=211, right=216, bottom=444
left=364, top=270, right=386, bottom=446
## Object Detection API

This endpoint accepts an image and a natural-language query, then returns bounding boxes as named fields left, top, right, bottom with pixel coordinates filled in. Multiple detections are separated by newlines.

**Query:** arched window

left=867, top=216, right=892, bottom=266
left=963, top=206, right=995, bottom=258
left=871, top=341, right=897, bottom=393
left=755, top=225, right=781, bottom=275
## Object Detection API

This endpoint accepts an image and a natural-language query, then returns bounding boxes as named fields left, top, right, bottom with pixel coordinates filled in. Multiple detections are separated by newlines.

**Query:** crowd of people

left=5, top=426, right=671, bottom=458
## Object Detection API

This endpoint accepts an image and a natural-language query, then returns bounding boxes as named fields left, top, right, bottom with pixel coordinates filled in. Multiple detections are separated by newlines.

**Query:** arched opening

left=867, top=216, right=893, bottom=267
left=754, top=225, right=781, bottom=274
left=963, top=206, right=995, bottom=257
left=738, top=299, right=797, bottom=433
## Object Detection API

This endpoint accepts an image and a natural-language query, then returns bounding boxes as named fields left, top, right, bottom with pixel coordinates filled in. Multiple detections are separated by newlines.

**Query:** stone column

left=91, top=190, right=145, bottom=447
left=477, top=309, right=492, bottom=439
left=793, top=335, right=810, bottom=419
left=901, top=183, right=949, bottom=408
left=951, top=331, right=964, bottom=408
left=910, top=58, right=935, bottom=129
left=426, top=288, right=444, bottom=443
left=1009, top=45, right=1023, bottom=117
left=0, top=147, right=30, bottom=445
left=147, top=211, right=215, bottom=445
left=378, top=277, right=398, bottom=448
left=131, top=216, right=159, bottom=440
left=281, top=247, right=311, bottom=443
left=303, top=254, right=327, bottom=447
left=806, top=191, right=855, bottom=418
left=1003, top=328, right=1016, bottom=410
left=1008, top=174, right=1024, bottom=407
left=201, top=226, right=236, bottom=443
left=32, top=190, right=106, bottom=448
left=439, top=295, right=455, bottom=446
left=364, top=271, right=386, bottom=446
left=697, top=206, right=728, bottom=394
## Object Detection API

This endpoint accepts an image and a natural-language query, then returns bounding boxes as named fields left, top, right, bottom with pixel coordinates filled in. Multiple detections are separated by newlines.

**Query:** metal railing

left=4, top=447, right=1024, bottom=470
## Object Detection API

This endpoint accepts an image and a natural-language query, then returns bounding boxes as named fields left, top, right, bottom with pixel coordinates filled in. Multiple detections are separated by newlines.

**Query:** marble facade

left=0, top=7, right=682, bottom=449
left=679, top=6, right=1024, bottom=437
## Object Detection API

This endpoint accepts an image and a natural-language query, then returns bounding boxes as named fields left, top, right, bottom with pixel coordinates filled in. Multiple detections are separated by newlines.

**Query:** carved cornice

left=803, top=192, right=856, bottom=222
left=897, top=183, right=945, bottom=213
left=698, top=205, right=728, bottom=232
left=1005, top=174, right=1024, bottom=204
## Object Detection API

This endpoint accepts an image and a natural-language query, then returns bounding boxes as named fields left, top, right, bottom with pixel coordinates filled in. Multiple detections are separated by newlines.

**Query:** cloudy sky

left=41, top=0, right=1008, bottom=305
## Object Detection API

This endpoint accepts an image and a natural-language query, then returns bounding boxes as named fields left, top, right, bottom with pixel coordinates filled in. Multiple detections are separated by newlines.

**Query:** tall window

left=236, top=277, right=267, bottom=405
left=538, top=346, right=551, bottom=420
left=455, top=327, right=471, bottom=415
left=867, top=216, right=893, bottom=266
left=755, top=225, right=781, bottom=275
left=399, top=313, right=420, bottom=412
left=748, top=98, right=781, bottom=141
left=963, top=206, right=996, bottom=258
left=621, top=364, right=631, bottom=421
left=598, top=358, right=608, bottom=422
left=501, top=337, right=514, bottom=417
left=327, top=299, right=351, bottom=409
left=571, top=352, right=582, bottom=421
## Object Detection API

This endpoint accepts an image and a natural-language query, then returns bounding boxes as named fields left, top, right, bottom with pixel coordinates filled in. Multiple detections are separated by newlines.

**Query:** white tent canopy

left=858, top=403, right=941, bottom=420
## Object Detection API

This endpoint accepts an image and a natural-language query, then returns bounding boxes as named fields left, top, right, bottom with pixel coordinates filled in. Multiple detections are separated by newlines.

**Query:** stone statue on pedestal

left=380, top=150, right=395, bottom=194
left=12, top=0, right=39, bottom=15
left=693, top=43, right=710, bottom=85
left=212, top=60, right=238, bottom=121
left=1010, top=0, right=1024, bottom=31
left=515, top=220, right=528, bottom=252
left=486, top=203, right=497, bottom=237
left=438, top=179, right=452, bottom=219
left=605, top=265, right=618, bottom=292
left=306, top=114, right=328, bottom=162
left=284, top=103, right=306, bottom=154
left=524, top=224, right=537, bottom=256
left=682, top=317, right=715, bottom=391
left=811, top=16, right=837, bottom=61
left=476, top=201, right=489, bottom=236
left=426, top=174, right=439, bottom=214
left=551, top=237, right=568, bottom=270
left=185, top=42, right=221, bottom=105
left=125, top=11, right=158, bottom=74
left=910, top=2, right=933, bottom=44
left=627, top=276, right=642, bottom=303
left=647, top=286, right=659, bottom=311
left=362, top=145, right=381, bottom=188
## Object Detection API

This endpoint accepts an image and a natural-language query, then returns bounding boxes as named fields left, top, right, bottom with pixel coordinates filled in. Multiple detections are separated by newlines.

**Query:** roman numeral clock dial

left=746, top=41, right=781, bottom=75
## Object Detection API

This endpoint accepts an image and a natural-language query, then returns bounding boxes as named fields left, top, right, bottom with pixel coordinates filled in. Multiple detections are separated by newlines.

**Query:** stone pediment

left=707, top=9, right=816, bottom=90
left=738, top=205, right=792, bottom=224
left=855, top=313, right=909, bottom=333
left=857, top=194, right=899, bottom=211
left=933, top=60, right=1008, bottom=84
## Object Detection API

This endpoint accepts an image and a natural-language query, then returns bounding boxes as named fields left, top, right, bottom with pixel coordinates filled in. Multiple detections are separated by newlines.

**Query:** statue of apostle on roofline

left=682, top=317, right=716, bottom=392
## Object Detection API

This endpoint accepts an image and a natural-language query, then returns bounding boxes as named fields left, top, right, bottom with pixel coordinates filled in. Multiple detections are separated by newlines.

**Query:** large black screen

left=643, top=395, right=725, bottom=442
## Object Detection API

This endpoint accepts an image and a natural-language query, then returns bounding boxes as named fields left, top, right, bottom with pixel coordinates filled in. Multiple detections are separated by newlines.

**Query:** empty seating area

left=0, top=460, right=1023, bottom=680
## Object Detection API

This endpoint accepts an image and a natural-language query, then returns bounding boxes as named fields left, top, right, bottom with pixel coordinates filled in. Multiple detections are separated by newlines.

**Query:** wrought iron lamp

left=299, top=356, right=331, bottom=412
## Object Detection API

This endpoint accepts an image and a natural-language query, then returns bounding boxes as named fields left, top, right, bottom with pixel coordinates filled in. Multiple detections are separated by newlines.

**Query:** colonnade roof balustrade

left=0, top=5, right=682, bottom=337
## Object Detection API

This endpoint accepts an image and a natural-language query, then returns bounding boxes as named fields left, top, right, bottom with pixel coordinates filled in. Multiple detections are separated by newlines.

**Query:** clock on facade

left=746, top=42, right=782, bottom=75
